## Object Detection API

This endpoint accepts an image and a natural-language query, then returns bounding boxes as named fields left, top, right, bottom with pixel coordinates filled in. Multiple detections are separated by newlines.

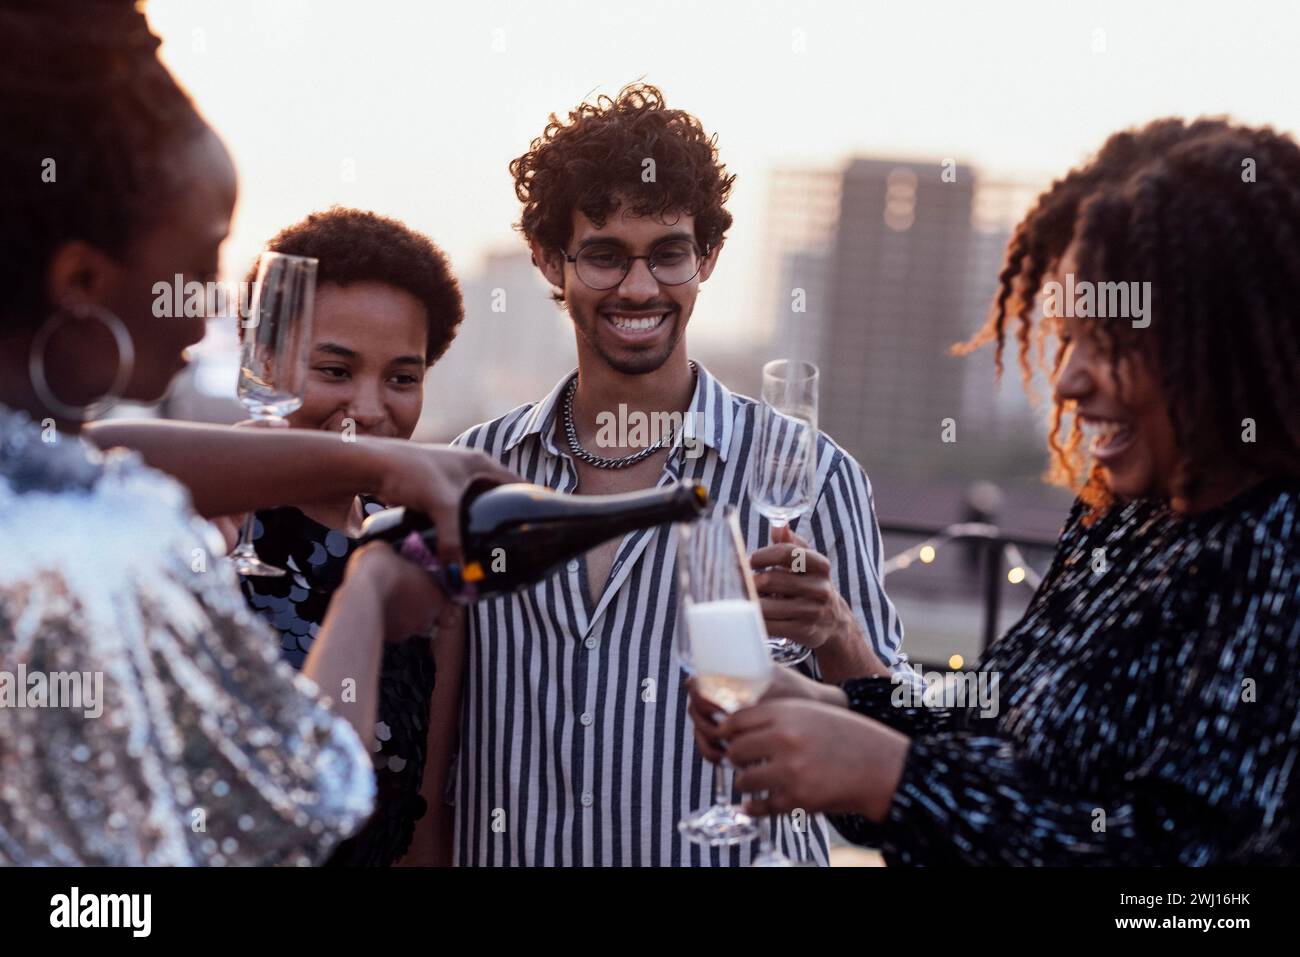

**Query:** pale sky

left=148, top=0, right=1300, bottom=341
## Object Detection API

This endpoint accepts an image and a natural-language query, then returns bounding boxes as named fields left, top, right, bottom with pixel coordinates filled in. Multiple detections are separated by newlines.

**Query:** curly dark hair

left=0, top=0, right=208, bottom=328
left=243, top=208, right=464, bottom=365
left=955, top=117, right=1300, bottom=514
left=509, top=82, right=735, bottom=270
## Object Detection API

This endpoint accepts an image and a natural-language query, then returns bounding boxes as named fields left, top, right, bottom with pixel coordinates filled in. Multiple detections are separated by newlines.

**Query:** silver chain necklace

left=562, top=362, right=697, bottom=470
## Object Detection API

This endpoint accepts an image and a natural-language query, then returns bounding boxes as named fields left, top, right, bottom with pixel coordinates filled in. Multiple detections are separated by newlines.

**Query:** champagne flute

left=228, top=252, right=317, bottom=577
left=749, top=359, right=820, bottom=665
left=675, top=505, right=773, bottom=847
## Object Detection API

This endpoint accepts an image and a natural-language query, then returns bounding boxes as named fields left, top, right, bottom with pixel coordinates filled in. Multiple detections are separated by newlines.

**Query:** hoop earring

left=28, top=301, right=135, bottom=422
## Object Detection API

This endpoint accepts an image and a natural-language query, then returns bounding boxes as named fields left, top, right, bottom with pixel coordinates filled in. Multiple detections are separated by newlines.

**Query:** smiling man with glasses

left=450, top=83, right=908, bottom=866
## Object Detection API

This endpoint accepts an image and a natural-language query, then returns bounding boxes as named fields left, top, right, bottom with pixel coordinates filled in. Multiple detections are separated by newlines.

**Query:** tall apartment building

left=763, top=159, right=1047, bottom=482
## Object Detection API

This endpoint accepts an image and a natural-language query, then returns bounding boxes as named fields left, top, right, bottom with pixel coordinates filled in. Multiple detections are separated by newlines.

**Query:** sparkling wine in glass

left=749, top=359, right=819, bottom=665
left=675, top=505, right=773, bottom=847
left=229, top=251, right=317, bottom=577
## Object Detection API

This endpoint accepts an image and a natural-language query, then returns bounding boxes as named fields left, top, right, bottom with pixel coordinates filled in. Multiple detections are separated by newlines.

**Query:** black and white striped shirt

left=451, top=362, right=906, bottom=865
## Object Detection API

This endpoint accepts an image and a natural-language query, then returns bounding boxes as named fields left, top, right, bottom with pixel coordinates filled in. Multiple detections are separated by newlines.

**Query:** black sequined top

left=831, top=478, right=1300, bottom=865
left=240, top=498, right=436, bottom=867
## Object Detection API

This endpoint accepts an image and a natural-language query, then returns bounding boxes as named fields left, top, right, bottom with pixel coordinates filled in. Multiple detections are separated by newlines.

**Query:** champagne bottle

left=358, top=480, right=710, bottom=603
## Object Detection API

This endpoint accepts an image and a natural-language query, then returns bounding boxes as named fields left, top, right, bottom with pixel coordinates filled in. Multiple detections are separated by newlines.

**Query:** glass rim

left=257, top=251, right=319, bottom=267
left=675, top=503, right=760, bottom=604
left=675, top=501, right=739, bottom=537
left=762, top=358, right=819, bottom=383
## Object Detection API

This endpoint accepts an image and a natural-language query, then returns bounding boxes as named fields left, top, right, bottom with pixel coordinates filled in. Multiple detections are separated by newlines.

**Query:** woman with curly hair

left=691, top=117, right=1300, bottom=865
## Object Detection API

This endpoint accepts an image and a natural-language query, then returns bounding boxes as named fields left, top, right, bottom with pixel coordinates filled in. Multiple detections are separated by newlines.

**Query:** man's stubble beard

left=570, top=302, right=686, bottom=377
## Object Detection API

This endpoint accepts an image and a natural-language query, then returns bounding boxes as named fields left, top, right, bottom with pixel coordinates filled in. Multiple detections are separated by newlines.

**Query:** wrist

left=343, top=542, right=395, bottom=593
left=347, top=435, right=396, bottom=501
left=856, top=727, right=910, bottom=822
left=811, top=597, right=863, bottom=665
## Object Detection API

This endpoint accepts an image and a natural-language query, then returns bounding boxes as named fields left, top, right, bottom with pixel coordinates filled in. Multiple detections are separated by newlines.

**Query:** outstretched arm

left=85, top=419, right=519, bottom=564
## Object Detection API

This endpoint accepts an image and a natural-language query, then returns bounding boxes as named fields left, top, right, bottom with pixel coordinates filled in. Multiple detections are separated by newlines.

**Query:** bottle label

left=397, top=531, right=478, bottom=605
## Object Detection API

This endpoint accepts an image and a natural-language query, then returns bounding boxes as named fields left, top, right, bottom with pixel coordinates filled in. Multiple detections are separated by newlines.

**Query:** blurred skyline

left=132, top=0, right=1300, bottom=660
left=148, top=0, right=1300, bottom=347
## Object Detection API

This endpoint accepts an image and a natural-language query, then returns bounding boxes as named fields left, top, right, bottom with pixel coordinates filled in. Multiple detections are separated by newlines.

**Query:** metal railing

left=878, top=520, right=1058, bottom=662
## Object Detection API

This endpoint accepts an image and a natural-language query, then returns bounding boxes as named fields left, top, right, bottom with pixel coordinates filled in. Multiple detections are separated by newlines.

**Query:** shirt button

left=584, top=636, right=598, bottom=650
left=579, top=711, right=594, bottom=726
left=567, top=559, right=580, bottom=572
left=580, top=792, right=593, bottom=808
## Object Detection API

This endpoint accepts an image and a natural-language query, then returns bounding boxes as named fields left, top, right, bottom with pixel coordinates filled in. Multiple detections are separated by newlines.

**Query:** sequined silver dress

left=0, top=405, right=374, bottom=865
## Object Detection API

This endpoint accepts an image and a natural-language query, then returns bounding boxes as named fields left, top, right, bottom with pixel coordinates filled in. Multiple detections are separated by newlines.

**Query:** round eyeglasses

left=565, top=239, right=705, bottom=290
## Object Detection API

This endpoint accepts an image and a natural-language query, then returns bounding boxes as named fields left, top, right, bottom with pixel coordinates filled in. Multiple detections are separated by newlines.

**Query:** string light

left=881, top=522, right=1046, bottom=589
left=1003, top=543, right=1043, bottom=589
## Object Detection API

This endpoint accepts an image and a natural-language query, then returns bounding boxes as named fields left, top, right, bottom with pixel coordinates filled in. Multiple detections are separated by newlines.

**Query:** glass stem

left=235, top=510, right=257, bottom=554
left=713, top=761, right=728, bottom=807
left=229, top=414, right=283, bottom=560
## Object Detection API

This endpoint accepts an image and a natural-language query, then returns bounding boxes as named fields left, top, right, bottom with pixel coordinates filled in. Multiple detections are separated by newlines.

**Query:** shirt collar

left=502, top=367, right=574, bottom=458
left=502, top=361, right=735, bottom=463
